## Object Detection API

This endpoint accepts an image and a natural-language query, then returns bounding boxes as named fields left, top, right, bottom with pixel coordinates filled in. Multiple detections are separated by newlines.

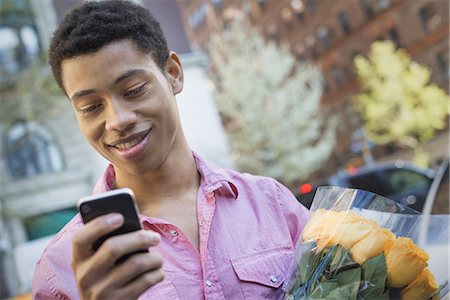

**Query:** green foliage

left=208, top=17, right=336, bottom=182
left=286, top=244, right=389, bottom=300
left=353, top=40, right=450, bottom=166
left=0, top=60, right=63, bottom=129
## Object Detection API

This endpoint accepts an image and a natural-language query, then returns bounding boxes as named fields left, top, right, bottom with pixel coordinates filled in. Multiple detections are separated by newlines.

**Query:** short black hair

left=49, top=0, right=170, bottom=91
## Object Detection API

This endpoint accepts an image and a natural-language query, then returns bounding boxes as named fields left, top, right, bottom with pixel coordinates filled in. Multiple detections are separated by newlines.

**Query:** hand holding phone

left=72, top=188, right=164, bottom=299
left=78, top=188, right=146, bottom=255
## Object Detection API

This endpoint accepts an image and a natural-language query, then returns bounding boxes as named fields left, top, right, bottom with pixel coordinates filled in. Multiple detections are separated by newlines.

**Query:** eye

left=124, top=83, right=148, bottom=97
left=79, top=103, right=102, bottom=114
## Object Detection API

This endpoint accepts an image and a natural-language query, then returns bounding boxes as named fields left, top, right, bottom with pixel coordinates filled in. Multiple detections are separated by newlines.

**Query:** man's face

left=61, top=40, right=183, bottom=176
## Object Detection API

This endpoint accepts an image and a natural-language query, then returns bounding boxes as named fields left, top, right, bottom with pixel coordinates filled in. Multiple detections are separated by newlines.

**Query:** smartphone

left=78, top=188, right=148, bottom=262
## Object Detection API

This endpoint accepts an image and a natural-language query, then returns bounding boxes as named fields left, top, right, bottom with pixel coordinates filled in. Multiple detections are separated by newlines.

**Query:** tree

left=353, top=40, right=450, bottom=166
left=0, top=60, right=62, bottom=129
left=207, top=18, right=337, bottom=184
left=0, top=0, right=62, bottom=129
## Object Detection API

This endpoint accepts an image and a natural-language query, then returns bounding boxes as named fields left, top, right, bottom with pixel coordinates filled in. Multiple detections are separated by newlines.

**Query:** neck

left=114, top=145, right=200, bottom=212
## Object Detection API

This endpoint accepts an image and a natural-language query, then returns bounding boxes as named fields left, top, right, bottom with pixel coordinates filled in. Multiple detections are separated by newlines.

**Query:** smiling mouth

left=109, top=129, right=151, bottom=151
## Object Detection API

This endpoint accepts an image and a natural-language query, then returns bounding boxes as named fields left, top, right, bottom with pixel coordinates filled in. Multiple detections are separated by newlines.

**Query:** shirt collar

left=192, top=151, right=238, bottom=199
left=93, top=151, right=238, bottom=199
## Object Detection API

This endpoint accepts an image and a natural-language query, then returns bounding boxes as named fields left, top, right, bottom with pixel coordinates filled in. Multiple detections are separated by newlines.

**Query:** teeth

left=114, top=135, right=144, bottom=150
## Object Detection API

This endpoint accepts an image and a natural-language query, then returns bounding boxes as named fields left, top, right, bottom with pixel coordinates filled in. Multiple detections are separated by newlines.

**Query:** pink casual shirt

left=32, top=152, right=310, bottom=299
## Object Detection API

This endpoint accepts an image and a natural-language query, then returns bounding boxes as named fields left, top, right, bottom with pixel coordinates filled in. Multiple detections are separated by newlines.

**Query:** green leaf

left=309, top=279, right=339, bottom=299
left=359, top=253, right=388, bottom=299
left=287, top=241, right=322, bottom=296
left=309, top=268, right=361, bottom=300
left=297, top=242, right=325, bottom=285
left=334, top=267, right=362, bottom=300
left=329, top=245, right=359, bottom=276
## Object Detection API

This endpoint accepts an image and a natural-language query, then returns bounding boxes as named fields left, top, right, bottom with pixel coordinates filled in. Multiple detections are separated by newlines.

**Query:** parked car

left=417, top=159, right=449, bottom=298
left=422, top=159, right=449, bottom=215
left=297, top=160, right=436, bottom=212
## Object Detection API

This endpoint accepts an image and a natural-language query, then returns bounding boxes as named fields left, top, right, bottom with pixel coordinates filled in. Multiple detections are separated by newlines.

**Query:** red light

left=347, top=165, right=358, bottom=175
left=299, top=183, right=312, bottom=195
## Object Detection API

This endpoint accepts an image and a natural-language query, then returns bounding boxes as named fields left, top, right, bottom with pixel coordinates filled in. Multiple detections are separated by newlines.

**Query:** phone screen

left=78, top=188, right=147, bottom=261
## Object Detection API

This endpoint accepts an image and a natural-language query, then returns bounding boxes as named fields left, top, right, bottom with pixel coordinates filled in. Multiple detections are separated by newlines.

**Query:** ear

left=165, top=51, right=184, bottom=95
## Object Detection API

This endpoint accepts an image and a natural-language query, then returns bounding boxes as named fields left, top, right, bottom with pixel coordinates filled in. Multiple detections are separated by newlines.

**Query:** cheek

left=77, top=117, right=103, bottom=143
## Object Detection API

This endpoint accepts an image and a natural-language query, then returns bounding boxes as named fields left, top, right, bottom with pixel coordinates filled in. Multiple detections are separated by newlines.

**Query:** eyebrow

left=70, top=89, right=96, bottom=101
left=114, top=69, right=146, bottom=85
left=70, top=69, right=147, bottom=102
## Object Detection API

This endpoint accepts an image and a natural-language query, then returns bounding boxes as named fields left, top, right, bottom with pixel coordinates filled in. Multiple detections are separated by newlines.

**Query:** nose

left=104, top=99, right=137, bottom=132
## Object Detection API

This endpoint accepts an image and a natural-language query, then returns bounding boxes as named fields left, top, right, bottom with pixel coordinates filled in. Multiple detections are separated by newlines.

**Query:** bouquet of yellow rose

left=283, top=187, right=447, bottom=300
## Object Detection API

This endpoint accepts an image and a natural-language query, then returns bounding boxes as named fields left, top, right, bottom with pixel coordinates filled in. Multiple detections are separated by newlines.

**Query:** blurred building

left=0, top=0, right=231, bottom=297
left=176, top=0, right=449, bottom=178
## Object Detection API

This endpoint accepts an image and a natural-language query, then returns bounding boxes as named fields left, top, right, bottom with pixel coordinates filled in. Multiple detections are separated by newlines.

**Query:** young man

left=32, top=1, right=310, bottom=299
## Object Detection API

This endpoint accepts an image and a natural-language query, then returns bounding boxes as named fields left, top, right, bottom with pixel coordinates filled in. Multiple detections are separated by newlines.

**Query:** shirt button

left=205, top=280, right=213, bottom=287
left=199, top=219, right=206, bottom=226
left=170, top=229, right=178, bottom=237
left=270, top=275, right=278, bottom=283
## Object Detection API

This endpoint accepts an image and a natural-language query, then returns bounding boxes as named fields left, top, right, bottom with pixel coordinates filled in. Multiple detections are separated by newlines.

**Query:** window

left=331, top=66, right=344, bottom=87
left=378, top=0, right=390, bottom=9
left=23, top=207, right=78, bottom=240
left=291, top=0, right=306, bottom=20
left=281, top=6, right=294, bottom=23
left=347, top=173, right=391, bottom=196
left=419, top=4, right=441, bottom=33
left=0, top=0, right=40, bottom=76
left=267, top=24, right=278, bottom=42
left=436, top=50, right=449, bottom=80
left=323, top=79, right=330, bottom=94
left=291, top=0, right=305, bottom=14
left=388, top=27, right=401, bottom=48
left=386, top=168, right=433, bottom=211
left=360, top=0, right=374, bottom=18
left=387, top=170, right=431, bottom=195
left=317, top=26, right=330, bottom=49
left=307, top=0, right=317, bottom=14
left=338, top=12, right=351, bottom=34
left=310, top=46, right=318, bottom=59
left=257, top=0, right=266, bottom=10
left=211, top=0, right=222, bottom=10
left=431, top=163, right=449, bottom=214
left=4, top=121, right=64, bottom=178
left=293, top=42, right=306, bottom=60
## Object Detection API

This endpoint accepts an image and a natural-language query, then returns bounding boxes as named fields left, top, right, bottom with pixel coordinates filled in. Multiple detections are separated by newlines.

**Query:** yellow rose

left=328, top=211, right=379, bottom=249
left=302, top=209, right=337, bottom=246
left=385, top=237, right=429, bottom=288
left=349, top=227, right=395, bottom=265
left=401, top=268, right=439, bottom=300
left=303, top=210, right=395, bottom=262
left=303, top=210, right=368, bottom=247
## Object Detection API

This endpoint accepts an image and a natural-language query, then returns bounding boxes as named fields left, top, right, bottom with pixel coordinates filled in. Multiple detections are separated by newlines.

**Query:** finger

left=74, top=230, right=160, bottom=292
left=90, top=230, right=160, bottom=271
left=72, top=213, right=124, bottom=260
left=120, top=268, right=165, bottom=299
left=99, top=251, right=163, bottom=289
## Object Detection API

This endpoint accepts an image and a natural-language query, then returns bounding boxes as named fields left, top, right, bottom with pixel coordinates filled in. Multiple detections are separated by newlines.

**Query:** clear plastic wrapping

left=283, top=187, right=448, bottom=300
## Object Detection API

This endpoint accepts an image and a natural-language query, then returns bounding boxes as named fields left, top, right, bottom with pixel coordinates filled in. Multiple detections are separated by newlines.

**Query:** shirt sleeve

left=274, top=179, right=311, bottom=246
left=32, top=263, right=52, bottom=299
left=32, top=255, right=71, bottom=300
left=32, top=219, right=81, bottom=300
